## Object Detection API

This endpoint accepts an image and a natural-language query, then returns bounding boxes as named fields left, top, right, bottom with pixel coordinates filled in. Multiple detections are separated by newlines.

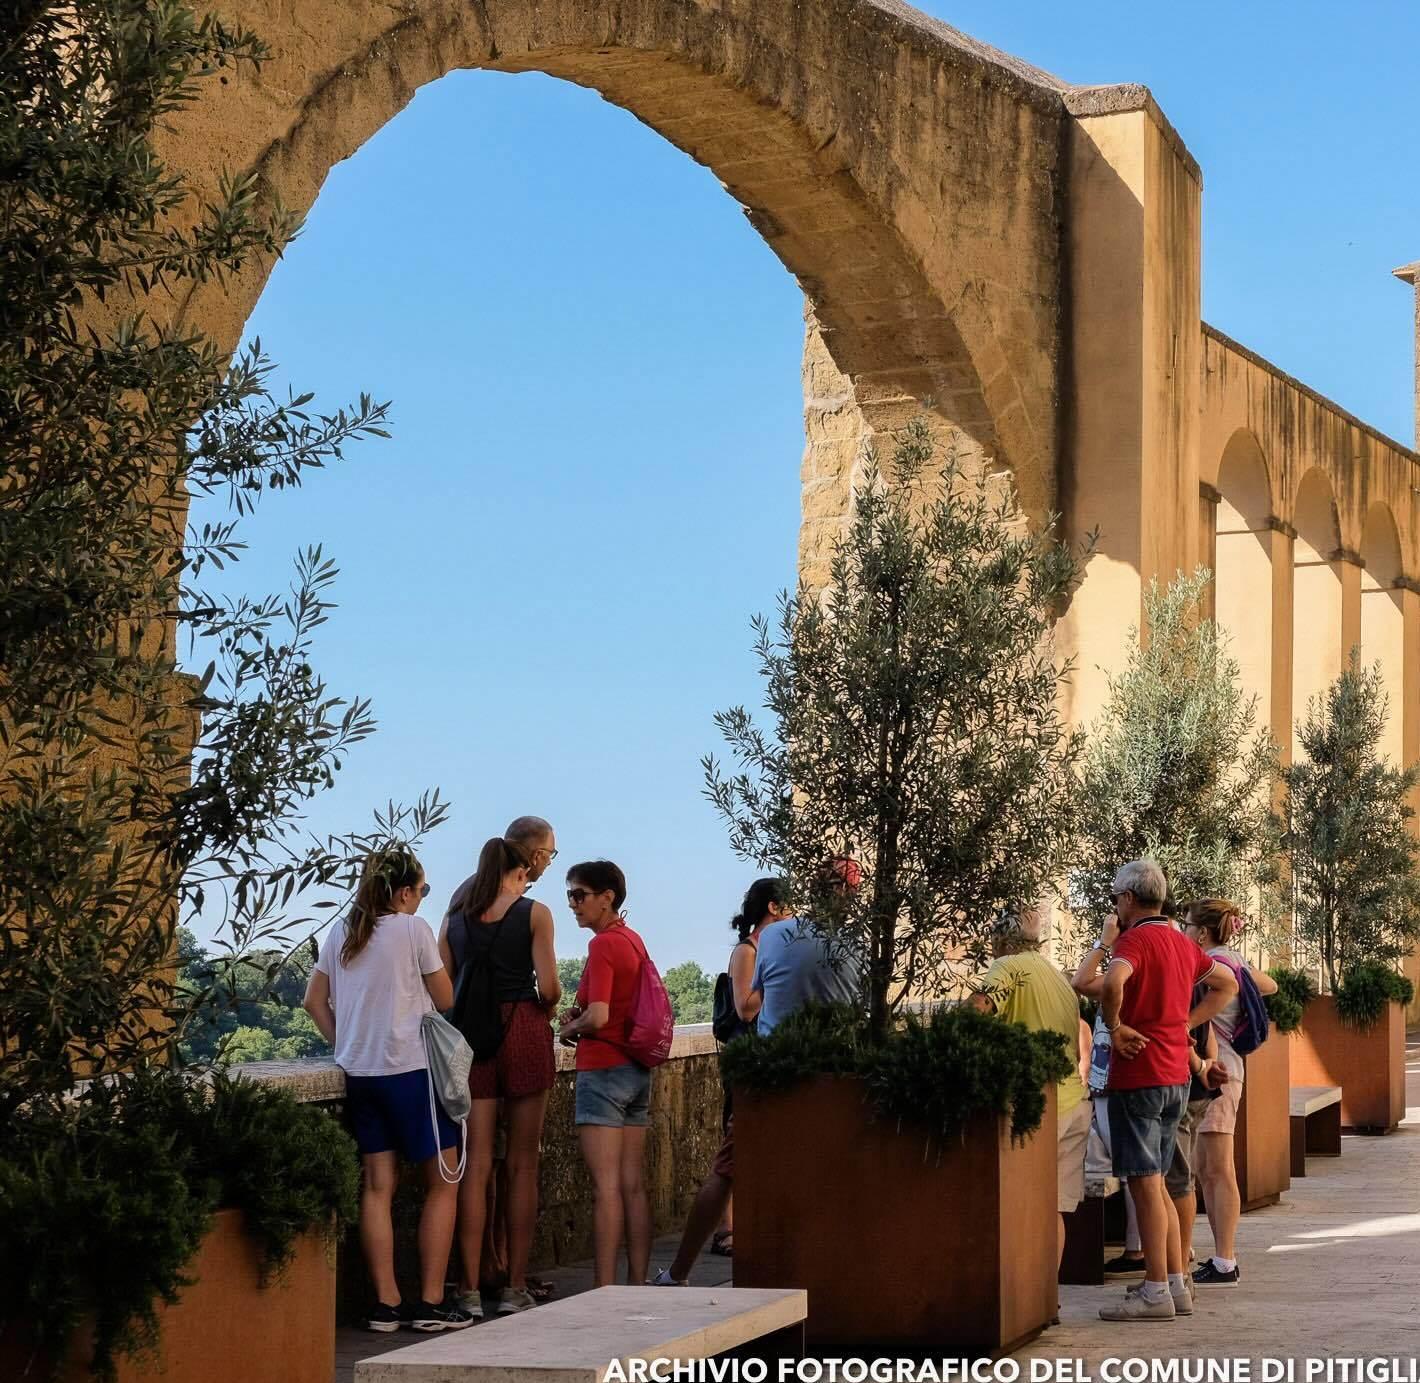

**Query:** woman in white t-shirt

left=303, top=847, right=475, bottom=1335
left=1182, top=898, right=1278, bottom=1289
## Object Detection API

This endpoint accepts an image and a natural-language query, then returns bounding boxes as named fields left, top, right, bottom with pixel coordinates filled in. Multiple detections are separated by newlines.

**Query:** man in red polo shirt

left=1098, top=859, right=1237, bottom=1322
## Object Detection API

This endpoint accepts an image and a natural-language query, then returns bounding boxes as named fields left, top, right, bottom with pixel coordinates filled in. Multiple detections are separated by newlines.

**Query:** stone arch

left=1214, top=430, right=1274, bottom=738
left=165, top=0, right=1067, bottom=565
left=1291, top=467, right=1344, bottom=732
left=1361, top=502, right=1406, bottom=764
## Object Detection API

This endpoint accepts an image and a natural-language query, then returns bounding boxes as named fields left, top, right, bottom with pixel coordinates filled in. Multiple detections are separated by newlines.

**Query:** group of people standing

left=301, top=815, right=857, bottom=1333
left=974, top=857, right=1277, bottom=1325
left=304, top=815, right=658, bottom=1331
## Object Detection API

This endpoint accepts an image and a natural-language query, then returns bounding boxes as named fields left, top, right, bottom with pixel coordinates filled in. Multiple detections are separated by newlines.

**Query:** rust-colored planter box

left=1, top=1209, right=334, bottom=1382
left=1289, top=996, right=1406, bottom=1133
left=734, top=1076, right=1057, bottom=1354
left=1233, top=1034, right=1291, bottom=1210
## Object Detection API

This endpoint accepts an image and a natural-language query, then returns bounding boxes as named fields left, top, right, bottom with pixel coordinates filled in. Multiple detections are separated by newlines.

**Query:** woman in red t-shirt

left=557, top=859, right=654, bottom=1286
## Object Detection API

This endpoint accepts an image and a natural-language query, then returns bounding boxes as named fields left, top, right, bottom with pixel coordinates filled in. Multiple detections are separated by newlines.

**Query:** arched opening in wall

left=1360, top=504, right=1406, bottom=767
left=183, top=65, right=1005, bottom=983
left=1213, top=431, right=1274, bottom=741
left=1291, top=469, right=1344, bottom=735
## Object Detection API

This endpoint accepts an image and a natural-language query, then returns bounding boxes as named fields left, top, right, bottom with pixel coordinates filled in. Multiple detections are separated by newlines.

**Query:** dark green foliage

left=719, top=1002, right=870, bottom=1094
left=706, top=420, right=1086, bottom=1040
left=0, top=0, right=448, bottom=1116
left=1332, top=963, right=1415, bottom=1031
left=1265, top=966, right=1317, bottom=1034
left=0, top=1078, right=214, bottom=1380
left=722, top=1003, right=1071, bottom=1143
left=0, top=1068, right=357, bottom=1381
left=1071, top=572, right=1280, bottom=938
left=662, top=961, right=715, bottom=1025
left=177, top=929, right=329, bottom=1064
left=1283, top=657, right=1420, bottom=989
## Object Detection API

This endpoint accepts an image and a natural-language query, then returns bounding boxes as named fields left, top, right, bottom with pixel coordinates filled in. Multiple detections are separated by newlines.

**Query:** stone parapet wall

left=239, top=1027, right=723, bottom=1316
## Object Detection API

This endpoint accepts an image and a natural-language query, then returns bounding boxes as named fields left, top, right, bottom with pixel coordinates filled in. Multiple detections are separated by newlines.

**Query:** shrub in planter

left=0, top=1068, right=357, bottom=1381
left=1069, top=571, right=1281, bottom=942
left=1265, top=966, right=1317, bottom=1035
left=706, top=422, right=1084, bottom=1347
left=1282, top=658, right=1420, bottom=991
left=722, top=1002, right=1072, bottom=1145
left=1332, top=962, right=1414, bottom=1030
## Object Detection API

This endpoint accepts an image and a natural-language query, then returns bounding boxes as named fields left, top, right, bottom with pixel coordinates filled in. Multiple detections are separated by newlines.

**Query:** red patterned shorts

left=468, top=1000, right=556, bottom=1100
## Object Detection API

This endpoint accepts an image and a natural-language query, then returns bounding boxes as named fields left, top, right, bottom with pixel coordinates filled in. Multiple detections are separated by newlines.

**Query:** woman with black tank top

left=438, top=833, right=559, bottom=1317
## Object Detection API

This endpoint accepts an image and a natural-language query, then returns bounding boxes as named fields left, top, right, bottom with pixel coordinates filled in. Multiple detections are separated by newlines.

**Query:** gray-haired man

left=1090, top=860, right=1236, bottom=1321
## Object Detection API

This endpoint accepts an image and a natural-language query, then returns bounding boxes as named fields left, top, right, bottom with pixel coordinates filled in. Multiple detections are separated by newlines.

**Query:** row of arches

left=1208, top=429, right=1406, bottom=766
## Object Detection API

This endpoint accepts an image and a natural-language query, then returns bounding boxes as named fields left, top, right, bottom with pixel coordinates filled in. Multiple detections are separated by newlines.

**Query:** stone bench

left=1288, top=1084, right=1342, bottom=1177
left=353, top=1286, right=807, bottom=1383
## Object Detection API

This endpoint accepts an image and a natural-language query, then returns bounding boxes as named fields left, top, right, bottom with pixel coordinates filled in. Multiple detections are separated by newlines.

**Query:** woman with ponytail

left=1182, top=898, right=1278, bottom=1288
left=438, top=829, right=560, bottom=1318
left=651, top=877, right=791, bottom=1286
left=303, top=847, right=474, bottom=1334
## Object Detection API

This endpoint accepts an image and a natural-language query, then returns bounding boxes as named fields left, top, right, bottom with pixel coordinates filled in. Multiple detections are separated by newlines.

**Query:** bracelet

left=1105, top=1019, right=1121, bottom=1032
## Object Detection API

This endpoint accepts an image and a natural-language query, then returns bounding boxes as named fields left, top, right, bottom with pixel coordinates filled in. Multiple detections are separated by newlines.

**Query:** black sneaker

left=1103, top=1253, right=1146, bottom=1277
left=366, top=1302, right=404, bottom=1333
left=408, top=1300, right=477, bottom=1332
left=1192, top=1259, right=1240, bottom=1286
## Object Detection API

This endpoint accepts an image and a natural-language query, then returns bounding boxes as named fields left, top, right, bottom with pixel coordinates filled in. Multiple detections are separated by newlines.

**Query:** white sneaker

left=498, top=1287, right=537, bottom=1314
left=1100, top=1290, right=1175, bottom=1321
left=454, top=1291, right=484, bottom=1320
left=651, top=1269, right=687, bottom=1286
left=1127, top=1281, right=1192, bottom=1316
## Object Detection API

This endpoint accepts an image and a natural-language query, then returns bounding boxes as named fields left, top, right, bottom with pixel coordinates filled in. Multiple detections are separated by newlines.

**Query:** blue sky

left=188, top=0, right=1419, bottom=976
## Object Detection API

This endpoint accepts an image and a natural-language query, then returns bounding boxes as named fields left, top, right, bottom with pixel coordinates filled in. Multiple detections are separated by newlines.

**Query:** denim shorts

left=1108, top=1082, right=1189, bottom=1179
left=345, top=1068, right=459, bottom=1162
left=574, top=1062, right=651, bottom=1128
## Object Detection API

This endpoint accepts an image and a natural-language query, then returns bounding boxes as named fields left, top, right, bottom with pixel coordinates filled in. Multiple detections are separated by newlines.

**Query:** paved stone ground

left=1027, top=1036, right=1420, bottom=1367
left=338, top=1039, right=1419, bottom=1378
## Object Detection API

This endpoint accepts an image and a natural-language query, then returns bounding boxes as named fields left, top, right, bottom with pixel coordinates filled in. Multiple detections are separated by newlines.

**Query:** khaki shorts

left=1058, top=1098, right=1092, bottom=1213
left=1165, top=1098, right=1213, bottom=1198
left=1199, top=1042, right=1245, bottom=1136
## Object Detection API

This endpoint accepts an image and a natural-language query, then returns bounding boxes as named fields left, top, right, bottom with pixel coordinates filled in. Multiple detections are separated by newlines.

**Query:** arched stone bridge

left=165, top=0, right=1420, bottom=990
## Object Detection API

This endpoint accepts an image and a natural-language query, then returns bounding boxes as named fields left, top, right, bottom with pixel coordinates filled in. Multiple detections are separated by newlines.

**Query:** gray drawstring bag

left=408, top=923, right=473, bottom=1183
left=422, top=1010, right=473, bottom=1183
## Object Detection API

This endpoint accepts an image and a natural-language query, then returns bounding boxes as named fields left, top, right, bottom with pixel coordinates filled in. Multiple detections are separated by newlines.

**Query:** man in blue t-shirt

left=751, top=915, right=860, bottom=1034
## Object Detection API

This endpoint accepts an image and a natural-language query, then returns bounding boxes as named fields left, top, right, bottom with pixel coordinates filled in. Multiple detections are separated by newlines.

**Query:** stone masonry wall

left=241, top=1031, right=722, bottom=1321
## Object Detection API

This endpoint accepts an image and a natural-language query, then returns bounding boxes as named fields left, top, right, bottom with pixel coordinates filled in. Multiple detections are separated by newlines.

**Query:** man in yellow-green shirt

left=971, top=906, right=1091, bottom=1269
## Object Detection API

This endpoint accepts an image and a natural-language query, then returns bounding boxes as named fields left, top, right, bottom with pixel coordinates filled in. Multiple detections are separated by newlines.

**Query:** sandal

left=526, top=1277, right=555, bottom=1302
left=709, top=1231, right=733, bottom=1257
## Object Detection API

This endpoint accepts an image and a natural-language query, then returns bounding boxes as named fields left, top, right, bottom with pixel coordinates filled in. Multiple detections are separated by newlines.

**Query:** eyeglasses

left=539, top=847, right=559, bottom=861
left=566, top=887, right=601, bottom=905
left=419, top=883, right=431, bottom=898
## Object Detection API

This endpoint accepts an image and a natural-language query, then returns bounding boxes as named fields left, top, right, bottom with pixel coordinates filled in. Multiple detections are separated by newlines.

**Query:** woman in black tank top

left=437, top=829, right=560, bottom=1316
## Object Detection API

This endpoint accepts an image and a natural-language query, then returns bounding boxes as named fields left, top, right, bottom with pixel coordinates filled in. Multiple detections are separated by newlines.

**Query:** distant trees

left=663, top=962, right=714, bottom=1025
left=177, top=929, right=329, bottom=1065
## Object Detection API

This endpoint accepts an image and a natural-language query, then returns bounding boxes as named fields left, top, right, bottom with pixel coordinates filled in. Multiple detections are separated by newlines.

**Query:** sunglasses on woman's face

left=566, top=888, right=600, bottom=905
left=420, top=882, right=431, bottom=898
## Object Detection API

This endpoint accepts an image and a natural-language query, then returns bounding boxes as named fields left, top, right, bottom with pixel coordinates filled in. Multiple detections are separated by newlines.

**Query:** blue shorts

left=345, top=1068, right=460, bottom=1162
left=575, top=1063, right=651, bottom=1128
left=1109, top=1082, right=1189, bottom=1179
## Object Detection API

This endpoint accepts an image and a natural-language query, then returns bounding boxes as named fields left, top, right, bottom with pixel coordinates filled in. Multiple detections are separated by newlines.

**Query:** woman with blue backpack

left=1183, top=898, right=1278, bottom=1288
